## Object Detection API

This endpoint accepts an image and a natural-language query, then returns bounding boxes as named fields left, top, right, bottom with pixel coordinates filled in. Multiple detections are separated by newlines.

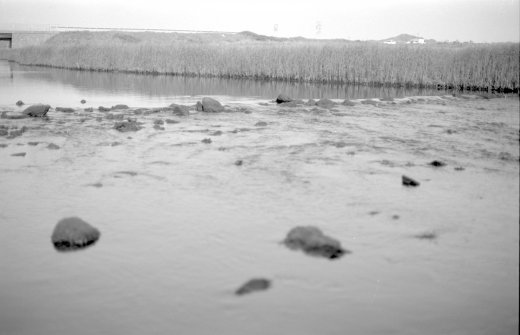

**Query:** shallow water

left=0, top=62, right=519, bottom=335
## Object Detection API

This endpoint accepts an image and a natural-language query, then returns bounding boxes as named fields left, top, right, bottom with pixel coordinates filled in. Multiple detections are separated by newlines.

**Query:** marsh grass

left=1, top=31, right=518, bottom=92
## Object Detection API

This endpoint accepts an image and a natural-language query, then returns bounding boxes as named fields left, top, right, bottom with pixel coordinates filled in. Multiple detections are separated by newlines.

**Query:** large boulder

left=51, top=217, right=101, bottom=251
left=276, top=94, right=293, bottom=104
left=23, top=104, right=51, bottom=117
left=169, top=103, right=190, bottom=116
left=283, top=226, right=347, bottom=259
left=199, top=97, right=224, bottom=113
left=235, top=278, right=271, bottom=295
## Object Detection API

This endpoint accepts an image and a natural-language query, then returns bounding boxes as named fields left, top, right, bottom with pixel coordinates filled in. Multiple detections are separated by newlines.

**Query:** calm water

left=0, top=60, right=519, bottom=335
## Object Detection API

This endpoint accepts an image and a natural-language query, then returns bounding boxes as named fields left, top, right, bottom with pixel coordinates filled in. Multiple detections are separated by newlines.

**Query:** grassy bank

left=1, top=31, right=518, bottom=92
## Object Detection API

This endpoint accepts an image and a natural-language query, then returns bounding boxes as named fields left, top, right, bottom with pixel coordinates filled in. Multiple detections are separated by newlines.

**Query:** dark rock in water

left=0, top=143, right=8, bottom=148
left=80, top=99, right=86, bottom=104
left=402, top=175, right=420, bottom=187
left=16, top=100, right=24, bottom=106
left=255, top=121, right=268, bottom=127
left=429, top=160, right=446, bottom=167
left=165, top=119, right=180, bottom=124
left=305, top=99, right=316, bottom=106
left=169, top=104, right=190, bottom=116
left=201, top=138, right=212, bottom=144
left=454, top=166, right=465, bottom=171
left=0, top=128, right=8, bottom=136
left=111, top=104, right=129, bottom=110
left=11, top=152, right=26, bottom=157
left=153, top=119, right=164, bottom=125
left=84, top=107, right=94, bottom=112
left=342, top=100, right=356, bottom=106
left=56, top=107, right=75, bottom=113
left=153, top=125, right=165, bottom=131
left=51, top=217, right=100, bottom=251
left=47, top=143, right=60, bottom=150
left=211, top=130, right=223, bottom=136
left=414, top=231, right=437, bottom=240
left=113, top=120, right=142, bottom=132
left=23, top=104, right=51, bottom=117
left=195, top=101, right=203, bottom=112
left=235, top=160, right=243, bottom=166
left=235, top=278, right=271, bottom=296
left=28, top=141, right=39, bottom=146
left=200, top=97, right=224, bottom=113
left=98, top=106, right=111, bottom=112
left=283, top=226, right=347, bottom=259
left=276, top=94, right=293, bottom=104
left=316, top=98, right=336, bottom=108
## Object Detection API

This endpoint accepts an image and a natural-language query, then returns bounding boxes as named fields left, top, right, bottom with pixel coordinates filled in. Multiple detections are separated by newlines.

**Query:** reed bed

left=1, top=32, right=518, bottom=92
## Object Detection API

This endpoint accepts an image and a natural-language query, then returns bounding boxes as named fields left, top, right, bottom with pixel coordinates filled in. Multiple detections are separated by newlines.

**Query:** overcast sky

left=0, top=0, right=518, bottom=42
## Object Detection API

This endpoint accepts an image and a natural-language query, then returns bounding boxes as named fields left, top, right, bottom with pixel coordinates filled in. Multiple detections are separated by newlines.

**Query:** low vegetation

left=1, top=31, right=518, bottom=92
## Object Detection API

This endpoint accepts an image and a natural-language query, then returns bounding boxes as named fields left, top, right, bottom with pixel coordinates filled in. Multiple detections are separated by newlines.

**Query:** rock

left=276, top=94, right=293, bottom=104
left=84, top=107, right=94, bottom=112
left=56, top=107, right=75, bottom=113
left=254, top=121, right=268, bottom=127
left=7, top=127, right=27, bottom=139
left=195, top=101, right=203, bottom=112
left=11, top=152, right=26, bottom=157
left=235, top=278, right=271, bottom=295
left=210, top=130, right=223, bottom=136
left=28, top=141, right=39, bottom=146
left=429, top=160, right=446, bottom=167
left=16, top=100, right=24, bottom=106
left=316, top=98, right=336, bottom=108
left=98, top=106, right=111, bottom=112
left=414, top=231, right=437, bottom=240
left=0, top=129, right=8, bottom=136
left=342, top=100, right=356, bottom=106
left=235, top=160, right=243, bottom=166
left=454, top=166, right=465, bottom=171
left=200, top=97, right=224, bottom=113
left=153, top=125, right=165, bottom=131
left=0, top=144, right=8, bottom=148
left=80, top=99, right=86, bottom=104
left=165, top=119, right=179, bottom=124
left=169, top=104, right=190, bottom=116
left=201, top=138, right=212, bottom=144
left=113, top=120, right=143, bottom=132
left=111, top=104, right=129, bottom=110
left=51, top=217, right=100, bottom=251
left=283, top=226, right=347, bottom=259
left=23, top=104, right=51, bottom=117
left=47, top=143, right=60, bottom=150
left=402, top=175, right=420, bottom=187
left=153, top=119, right=164, bottom=125
left=305, top=99, right=316, bottom=106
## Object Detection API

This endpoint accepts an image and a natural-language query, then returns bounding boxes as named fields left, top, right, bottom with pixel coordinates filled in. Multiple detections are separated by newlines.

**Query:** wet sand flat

left=0, top=96, right=518, bottom=335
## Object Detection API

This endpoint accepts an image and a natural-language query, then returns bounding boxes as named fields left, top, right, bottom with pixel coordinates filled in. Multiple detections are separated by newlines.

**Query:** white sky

left=0, top=0, right=518, bottom=42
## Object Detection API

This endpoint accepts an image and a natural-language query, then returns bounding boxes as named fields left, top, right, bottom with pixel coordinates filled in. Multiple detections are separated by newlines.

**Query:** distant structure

left=315, top=21, right=322, bottom=35
left=407, top=38, right=425, bottom=44
left=381, top=34, right=427, bottom=45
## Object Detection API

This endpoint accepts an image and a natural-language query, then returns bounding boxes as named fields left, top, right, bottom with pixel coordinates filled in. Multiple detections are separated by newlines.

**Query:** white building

left=384, top=40, right=397, bottom=45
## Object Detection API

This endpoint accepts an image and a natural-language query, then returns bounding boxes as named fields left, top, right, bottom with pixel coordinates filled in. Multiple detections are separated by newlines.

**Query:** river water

left=0, top=60, right=518, bottom=335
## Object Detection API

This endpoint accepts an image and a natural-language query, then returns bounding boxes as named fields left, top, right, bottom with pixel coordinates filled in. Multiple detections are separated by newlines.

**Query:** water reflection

left=0, top=60, right=444, bottom=106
